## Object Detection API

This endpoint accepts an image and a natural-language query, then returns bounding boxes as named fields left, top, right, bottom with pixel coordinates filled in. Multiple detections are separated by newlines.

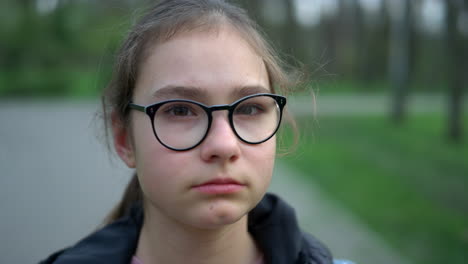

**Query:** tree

left=351, top=0, right=367, bottom=81
left=445, top=0, right=466, bottom=142
left=282, top=0, right=300, bottom=66
left=388, top=0, right=412, bottom=124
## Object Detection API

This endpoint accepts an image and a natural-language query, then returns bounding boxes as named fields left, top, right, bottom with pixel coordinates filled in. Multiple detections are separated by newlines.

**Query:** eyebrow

left=152, top=85, right=271, bottom=102
left=152, top=86, right=205, bottom=101
left=235, top=85, right=271, bottom=98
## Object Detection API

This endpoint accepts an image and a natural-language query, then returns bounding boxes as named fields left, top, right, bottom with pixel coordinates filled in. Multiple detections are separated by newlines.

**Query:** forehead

left=134, top=25, right=270, bottom=104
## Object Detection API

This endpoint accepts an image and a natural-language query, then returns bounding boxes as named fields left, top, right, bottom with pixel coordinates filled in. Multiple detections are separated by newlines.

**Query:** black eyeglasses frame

left=128, top=93, right=287, bottom=151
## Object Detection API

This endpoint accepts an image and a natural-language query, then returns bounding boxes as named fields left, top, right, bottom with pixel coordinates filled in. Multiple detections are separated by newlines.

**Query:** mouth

left=192, top=178, right=246, bottom=194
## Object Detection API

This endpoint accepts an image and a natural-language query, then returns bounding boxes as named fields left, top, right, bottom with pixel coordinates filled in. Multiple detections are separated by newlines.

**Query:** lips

left=193, top=178, right=245, bottom=194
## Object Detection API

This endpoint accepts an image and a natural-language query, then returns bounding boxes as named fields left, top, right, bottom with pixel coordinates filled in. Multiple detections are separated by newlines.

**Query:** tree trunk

left=283, top=0, right=299, bottom=65
left=388, top=0, right=412, bottom=124
left=350, top=0, right=366, bottom=82
left=446, top=0, right=465, bottom=142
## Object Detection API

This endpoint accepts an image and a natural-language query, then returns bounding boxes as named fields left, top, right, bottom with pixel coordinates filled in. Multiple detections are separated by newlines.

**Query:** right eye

left=169, top=105, right=192, bottom=116
left=163, top=104, right=196, bottom=117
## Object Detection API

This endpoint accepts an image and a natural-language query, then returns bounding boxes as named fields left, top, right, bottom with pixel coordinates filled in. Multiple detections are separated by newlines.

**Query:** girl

left=41, top=0, right=344, bottom=263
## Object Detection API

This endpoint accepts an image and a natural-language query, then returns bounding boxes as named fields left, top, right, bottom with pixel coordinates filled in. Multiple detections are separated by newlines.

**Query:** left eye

left=234, top=104, right=263, bottom=115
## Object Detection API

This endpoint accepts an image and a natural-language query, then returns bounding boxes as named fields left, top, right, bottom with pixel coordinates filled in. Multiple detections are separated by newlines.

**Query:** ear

left=112, top=112, right=136, bottom=168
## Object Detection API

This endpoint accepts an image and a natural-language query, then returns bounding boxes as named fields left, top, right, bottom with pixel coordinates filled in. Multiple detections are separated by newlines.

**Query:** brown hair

left=101, top=0, right=298, bottom=225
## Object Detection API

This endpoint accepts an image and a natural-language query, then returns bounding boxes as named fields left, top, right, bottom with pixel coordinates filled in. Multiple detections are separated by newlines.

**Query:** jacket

left=40, top=193, right=333, bottom=264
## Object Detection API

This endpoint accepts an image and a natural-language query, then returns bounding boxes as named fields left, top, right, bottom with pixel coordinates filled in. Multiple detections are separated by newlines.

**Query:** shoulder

left=249, top=193, right=334, bottom=264
left=300, top=231, right=355, bottom=264
left=250, top=193, right=355, bottom=264
left=39, top=203, right=143, bottom=264
left=298, top=232, right=333, bottom=264
left=300, top=230, right=356, bottom=264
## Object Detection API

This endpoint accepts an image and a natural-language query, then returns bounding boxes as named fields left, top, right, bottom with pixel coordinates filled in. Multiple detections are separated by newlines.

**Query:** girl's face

left=115, top=25, right=275, bottom=229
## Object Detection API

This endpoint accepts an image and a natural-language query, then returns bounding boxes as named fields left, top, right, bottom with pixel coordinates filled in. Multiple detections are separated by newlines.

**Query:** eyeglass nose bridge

left=207, top=104, right=232, bottom=112
left=203, top=103, right=237, bottom=139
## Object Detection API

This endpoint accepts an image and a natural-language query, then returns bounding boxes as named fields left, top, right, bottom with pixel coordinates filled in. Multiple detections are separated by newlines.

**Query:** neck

left=135, top=204, right=261, bottom=264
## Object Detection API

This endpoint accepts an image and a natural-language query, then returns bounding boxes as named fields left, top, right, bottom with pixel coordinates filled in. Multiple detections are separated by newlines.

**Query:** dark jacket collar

left=40, top=193, right=332, bottom=264
left=248, top=193, right=303, bottom=263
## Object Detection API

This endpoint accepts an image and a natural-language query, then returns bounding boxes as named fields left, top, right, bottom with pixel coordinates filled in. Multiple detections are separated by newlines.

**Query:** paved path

left=0, top=100, right=132, bottom=263
left=0, top=98, right=416, bottom=263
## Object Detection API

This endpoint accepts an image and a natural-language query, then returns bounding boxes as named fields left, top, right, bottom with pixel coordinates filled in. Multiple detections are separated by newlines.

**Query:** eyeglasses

left=128, top=93, right=287, bottom=151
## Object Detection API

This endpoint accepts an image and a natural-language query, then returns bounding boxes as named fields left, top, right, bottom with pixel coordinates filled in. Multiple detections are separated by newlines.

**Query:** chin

left=194, top=200, right=249, bottom=229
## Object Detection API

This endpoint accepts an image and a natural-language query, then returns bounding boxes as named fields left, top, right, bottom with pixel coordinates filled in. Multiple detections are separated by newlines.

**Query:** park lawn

left=279, top=114, right=468, bottom=264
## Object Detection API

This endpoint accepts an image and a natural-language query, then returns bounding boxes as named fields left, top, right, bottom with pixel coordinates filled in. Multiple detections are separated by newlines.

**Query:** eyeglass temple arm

left=128, top=103, right=146, bottom=113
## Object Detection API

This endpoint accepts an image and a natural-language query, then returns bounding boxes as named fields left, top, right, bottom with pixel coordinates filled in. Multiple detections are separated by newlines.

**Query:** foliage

left=280, top=114, right=468, bottom=264
left=1, top=0, right=465, bottom=98
left=0, top=0, right=137, bottom=97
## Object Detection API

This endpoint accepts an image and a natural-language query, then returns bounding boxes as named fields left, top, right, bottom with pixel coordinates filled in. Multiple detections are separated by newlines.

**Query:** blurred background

left=0, top=0, right=467, bottom=263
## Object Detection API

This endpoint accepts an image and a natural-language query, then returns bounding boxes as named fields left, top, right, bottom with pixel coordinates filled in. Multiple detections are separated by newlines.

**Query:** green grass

left=280, top=114, right=468, bottom=264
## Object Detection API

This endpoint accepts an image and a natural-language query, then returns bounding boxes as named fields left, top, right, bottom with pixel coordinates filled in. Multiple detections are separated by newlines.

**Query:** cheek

left=133, top=136, right=193, bottom=216
left=130, top=116, right=179, bottom=195
left=246, top=139, right=276, bottom=187
left=130, top=116, right=201, bottom=199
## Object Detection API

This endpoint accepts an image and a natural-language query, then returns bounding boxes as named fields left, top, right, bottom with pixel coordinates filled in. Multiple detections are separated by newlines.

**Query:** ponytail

left=102, top=173, right=142, bottom=225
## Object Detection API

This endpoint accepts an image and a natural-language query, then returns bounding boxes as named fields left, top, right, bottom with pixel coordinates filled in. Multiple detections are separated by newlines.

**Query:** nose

left=199, top=111, right=241, bottom=163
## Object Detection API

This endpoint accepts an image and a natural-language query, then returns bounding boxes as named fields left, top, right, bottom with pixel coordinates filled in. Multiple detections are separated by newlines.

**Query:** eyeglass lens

left=153, top=95, right=281, bottom=150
